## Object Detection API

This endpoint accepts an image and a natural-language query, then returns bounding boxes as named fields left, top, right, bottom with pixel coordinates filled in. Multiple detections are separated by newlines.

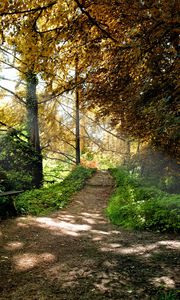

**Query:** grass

left=107, top=167, right=180, bottom=232
left=43, top=160, right=71, bottom=185
left=155, top=289, right=179, bottom=300
left=15, top=165, right=95, bottom=216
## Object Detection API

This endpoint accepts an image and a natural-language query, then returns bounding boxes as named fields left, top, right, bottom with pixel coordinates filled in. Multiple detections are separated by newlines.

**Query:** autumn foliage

left=0, top=0, right=179, bottom=162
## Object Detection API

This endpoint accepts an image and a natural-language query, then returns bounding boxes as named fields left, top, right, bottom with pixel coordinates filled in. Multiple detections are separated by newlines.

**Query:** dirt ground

left=0, top=170, right=180, bottom=299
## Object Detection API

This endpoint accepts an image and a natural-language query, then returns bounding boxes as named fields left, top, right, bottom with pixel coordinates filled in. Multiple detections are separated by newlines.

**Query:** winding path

left=0, top=171, right=179, bottom=299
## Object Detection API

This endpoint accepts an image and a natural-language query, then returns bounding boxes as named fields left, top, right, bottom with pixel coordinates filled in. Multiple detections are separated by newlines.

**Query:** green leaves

left=107, top=167, right=180, bottom=233
left=15, top=165, right=95, bottom=215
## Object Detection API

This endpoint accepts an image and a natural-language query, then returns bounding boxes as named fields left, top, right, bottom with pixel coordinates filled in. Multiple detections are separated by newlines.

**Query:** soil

left=0, top=170, right=179, bottom=300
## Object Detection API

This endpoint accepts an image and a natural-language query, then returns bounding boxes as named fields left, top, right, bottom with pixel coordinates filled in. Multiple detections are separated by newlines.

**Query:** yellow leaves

left=0, top=102, right=25, bottom=127
left=2, top=1, right=77, bottom=76
left=89, top=26, right=99, bottom=39
left=0, top=0, right=8, bottom=13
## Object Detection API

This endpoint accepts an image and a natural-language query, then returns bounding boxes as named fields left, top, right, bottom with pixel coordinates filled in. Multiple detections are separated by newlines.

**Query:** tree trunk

left=75, top=56, right=81, bottom=165
left=26, top=71, right=43, bottom=188
left=126, top=139, right=131, bottom=161
left=80, top=116, right=86, bottom=153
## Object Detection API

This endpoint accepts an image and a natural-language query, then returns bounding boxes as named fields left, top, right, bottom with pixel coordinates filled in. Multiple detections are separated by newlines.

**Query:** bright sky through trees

left=0, top=67, right=17, bottom=95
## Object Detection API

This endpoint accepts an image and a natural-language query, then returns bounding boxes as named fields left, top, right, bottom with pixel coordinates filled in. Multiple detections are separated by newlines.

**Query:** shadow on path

left=0, top=171, right=179, bottom=299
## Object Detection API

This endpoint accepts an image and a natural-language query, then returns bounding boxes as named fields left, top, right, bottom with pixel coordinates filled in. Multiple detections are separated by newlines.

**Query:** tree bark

left=26, top=71, right=43, bottom=188
left=75, top=56, right=81, bottom=165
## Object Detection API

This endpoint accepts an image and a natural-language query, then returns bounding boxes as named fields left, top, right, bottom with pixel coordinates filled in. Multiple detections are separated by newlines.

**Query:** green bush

left=0, top=167, right=10, bottom=191
left=107, top=167, right=180, bottom=232
left=6, top=170, right=32, bottom=191
left=0, top=131, right=35, bottom=190
left=43, top=160, right=71, bottom=185
left=155, top=289, right=179, bottom=300
left=15, top=166, right=95, bottom=216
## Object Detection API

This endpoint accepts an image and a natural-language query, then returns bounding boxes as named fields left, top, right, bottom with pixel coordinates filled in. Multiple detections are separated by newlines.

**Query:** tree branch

left=0, top=58, right=25, bottom=74
left=56, top=135, right=76, bottom=150
left=74, top=0, right=118, bottom=43
left=45, top=156, right=75, bottom=165
left=38, top=78, right=85, bottom=104
left=0, top=1, right=57, bottom=16
left=54, top=117, right=76, bottom=137
left=0, top=121, right=28, bottom=141
left=0, top=85, right=25, bottom=104
left=0, top=46, right=27, bottom=66
left=49, top=149, right=76, bottom=163
left=60, top=101, right=127, bottom=141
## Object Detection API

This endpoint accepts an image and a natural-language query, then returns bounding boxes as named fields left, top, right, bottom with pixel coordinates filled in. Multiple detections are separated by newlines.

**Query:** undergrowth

left=16, top=166, right=95, bottom=216
left=107, top=168, right=180, bottom=232
left=155, top=290, right=179, bottom=300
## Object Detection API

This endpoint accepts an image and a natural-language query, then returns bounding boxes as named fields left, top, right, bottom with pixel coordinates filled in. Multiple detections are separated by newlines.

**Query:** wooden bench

left=0, top=190, right=24, bottom=219
left=0, top=190, right=24, bottom=197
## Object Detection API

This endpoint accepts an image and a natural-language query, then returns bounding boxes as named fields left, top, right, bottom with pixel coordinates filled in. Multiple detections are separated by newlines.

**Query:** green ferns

left=107, top=168, right=180, bottom=232
left=16, top=166, right=95, bottom=216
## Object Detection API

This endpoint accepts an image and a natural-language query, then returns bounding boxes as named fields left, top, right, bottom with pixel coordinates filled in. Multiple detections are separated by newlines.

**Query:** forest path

left=0, top=170, right=179, bottom=299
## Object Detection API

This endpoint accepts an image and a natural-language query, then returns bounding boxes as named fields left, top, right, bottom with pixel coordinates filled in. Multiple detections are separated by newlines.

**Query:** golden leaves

left=0, top=102, right=25, bottom=127
left=0, top=0, right=8, bottom=13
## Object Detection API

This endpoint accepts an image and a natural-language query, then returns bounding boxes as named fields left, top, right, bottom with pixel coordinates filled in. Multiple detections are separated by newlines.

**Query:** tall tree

left=0, top=0, right=78, bottom=185
left=1, top=0, right=178, bottom=165
left=75, top=55, right=81, bottom=165
left=75, top=0, right=179, bottom=159
left=26, top=71, right=43, bottom=188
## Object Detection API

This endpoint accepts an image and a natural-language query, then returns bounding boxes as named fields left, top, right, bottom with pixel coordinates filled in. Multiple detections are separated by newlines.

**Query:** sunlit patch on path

left=0, top=171, right=179, bottom=299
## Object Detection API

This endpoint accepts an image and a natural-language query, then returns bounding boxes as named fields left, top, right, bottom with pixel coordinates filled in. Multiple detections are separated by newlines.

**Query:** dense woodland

left=0, top=0, right=179, bottom=230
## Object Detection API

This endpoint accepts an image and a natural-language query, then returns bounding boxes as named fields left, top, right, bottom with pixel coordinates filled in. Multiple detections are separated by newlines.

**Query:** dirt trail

left=0, top=171, right=180, bottom=299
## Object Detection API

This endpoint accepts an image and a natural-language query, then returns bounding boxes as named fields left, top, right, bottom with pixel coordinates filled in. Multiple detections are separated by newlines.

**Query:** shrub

left=43, top=160, right=71, bottom=185
left=15, top=166, right=95, bottom=216
left=0, top=131, right=35, bottom=190
left=0, top=167, right=11, bottom=191
left=107, top=167, right=180, bottom=232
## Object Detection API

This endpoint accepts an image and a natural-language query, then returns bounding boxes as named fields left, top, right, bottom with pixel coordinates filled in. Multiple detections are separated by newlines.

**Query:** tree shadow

left=0, top=211, right=179, bottom=299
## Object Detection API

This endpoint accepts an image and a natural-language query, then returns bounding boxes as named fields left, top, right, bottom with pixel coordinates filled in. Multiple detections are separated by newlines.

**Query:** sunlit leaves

left=0, top=102, right=25, bottom=128
left=0, top=0, right=179, bottom=160
left=0, top=0, right=8, bottom=13
left=78, top=0, right=179, bottom=158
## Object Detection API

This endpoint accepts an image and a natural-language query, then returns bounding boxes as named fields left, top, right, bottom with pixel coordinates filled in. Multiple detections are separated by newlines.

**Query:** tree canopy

left=0, top=0, right=179, bottom=164
left=77, top=0, right=179, bottom=158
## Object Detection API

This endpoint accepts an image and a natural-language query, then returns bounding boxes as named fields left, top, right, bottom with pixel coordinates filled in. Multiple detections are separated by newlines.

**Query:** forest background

left=0, top=0, right=179, bottom=227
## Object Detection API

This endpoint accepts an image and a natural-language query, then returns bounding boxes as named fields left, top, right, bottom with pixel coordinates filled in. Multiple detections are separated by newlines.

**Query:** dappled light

left=33, top=217, right=92, bottom=236
left=0, top=0, right=179, bottom=298
left=94, top=278, right=111, bottom=293
left=13, top=252, right=56, bottom=272
left=157, top=240, right=180, bottom=250
left=151, top=276, right=175, bottom=289
left=0, top=171, right=179, bottom=299
left=91, top=229, right=110, bottom=236
left=4, top=241, right=24, bottom=251
left=81, top=212, right=106, bottom=224
left=100, top=241, right=180, bottom=257
left=16, top=221, right=30, bottom=228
